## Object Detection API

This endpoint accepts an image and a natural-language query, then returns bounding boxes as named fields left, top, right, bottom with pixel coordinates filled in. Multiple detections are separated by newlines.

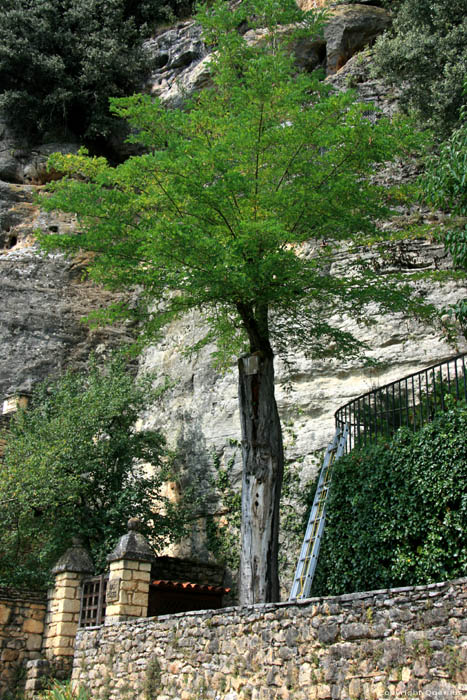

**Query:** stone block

left=348, top=678, right=361, bottom=698
left=401, top=667, right=411, bottom=682
left=56, top=621, right=78, bottom=637
left=317, top=684, right=332, bottom=699
left=26, top=634, right=43, bottom=651
left=135, top=581, right=150, bottom=595
left=317, top=623, right=338, bottom=645
left=48, top=646, right=74, bottom=657
left=0, top=604, right=11, bottom=625
left=57, top=598, right=81, bottom=614
left=104, top=604, right=119, bottom=617
left=55, top=573, right=80, bottom=586
left=56, top=612, right=75, bottom=623
left=23, top=618, right=44, bottom=635
left=110, top=560, right=139, bottom=572
left=55, top=587, right=79, bottom=600
left=132, top=592, right=149, bottom=607
left=133, top=570, right=151, bottom=582
left=2, top=648, right=19, bottom=662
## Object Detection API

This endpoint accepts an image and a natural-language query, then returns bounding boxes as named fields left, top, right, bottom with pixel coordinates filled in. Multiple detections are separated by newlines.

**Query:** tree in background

left=422, top=88, right=467, bottom=326
left=372, top=0, right=467, bottom=136
left=0, top=356, right=187, bottom=590
left=0, top=0, right=192, bottom=149
left=40, top=0, right=435, bottom=603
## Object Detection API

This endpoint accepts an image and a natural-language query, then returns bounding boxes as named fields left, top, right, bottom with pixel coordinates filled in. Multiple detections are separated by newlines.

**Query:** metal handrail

left=335, top=352, right=467, bottom=452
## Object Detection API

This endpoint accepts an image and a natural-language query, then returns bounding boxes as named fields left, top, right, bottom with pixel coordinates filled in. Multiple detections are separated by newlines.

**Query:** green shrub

left=372, top=0, right=467, bottom=136
left=0, top=0, right=192, bottom=149
left=422, top=89, right=467, bottom=328
left=38, top=681, right=89, bottom=700
left=311, top=399, right=467, bottom=595
left=0, top=355, right=189, bottom=589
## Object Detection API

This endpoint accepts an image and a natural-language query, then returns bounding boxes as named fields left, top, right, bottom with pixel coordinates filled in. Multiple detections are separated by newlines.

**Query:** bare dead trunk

left=237, top=351, right=284, bottom=604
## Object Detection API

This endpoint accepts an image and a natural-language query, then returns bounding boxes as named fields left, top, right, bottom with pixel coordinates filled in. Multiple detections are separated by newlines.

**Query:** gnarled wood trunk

left=237, top=351, right=284, bottom=604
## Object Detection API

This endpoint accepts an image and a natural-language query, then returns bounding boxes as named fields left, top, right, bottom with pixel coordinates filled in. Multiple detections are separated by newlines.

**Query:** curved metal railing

left=335, top=352, right=467, bottom=452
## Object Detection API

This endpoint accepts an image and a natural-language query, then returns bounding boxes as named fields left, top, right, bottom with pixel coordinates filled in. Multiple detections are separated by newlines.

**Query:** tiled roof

left=151, top=580, right=230, bottom=595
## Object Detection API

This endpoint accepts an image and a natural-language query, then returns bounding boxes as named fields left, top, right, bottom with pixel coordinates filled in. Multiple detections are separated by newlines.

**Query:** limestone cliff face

left=0, top=181, right=132, bottom=398
left=0, top=5, right=466, bottom=570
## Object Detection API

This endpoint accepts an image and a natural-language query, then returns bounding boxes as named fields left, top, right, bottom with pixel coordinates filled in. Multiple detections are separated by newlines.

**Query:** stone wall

left=0, top=588, right=46, bottom=697
left=72, top=577, right=467, bottom=700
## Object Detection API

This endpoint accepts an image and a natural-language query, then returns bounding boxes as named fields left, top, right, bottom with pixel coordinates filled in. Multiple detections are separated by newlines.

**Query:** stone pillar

left=105, top=518, right=155, bottom=623
left=41, top=539, right=93, bottom=675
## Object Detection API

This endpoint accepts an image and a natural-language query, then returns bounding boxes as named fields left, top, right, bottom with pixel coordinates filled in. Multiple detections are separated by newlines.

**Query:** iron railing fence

left=335, top=352, right=467, bottom=452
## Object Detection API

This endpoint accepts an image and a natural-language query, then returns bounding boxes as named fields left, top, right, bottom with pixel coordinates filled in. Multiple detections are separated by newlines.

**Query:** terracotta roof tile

left=151, top=580, right=230, bottom=595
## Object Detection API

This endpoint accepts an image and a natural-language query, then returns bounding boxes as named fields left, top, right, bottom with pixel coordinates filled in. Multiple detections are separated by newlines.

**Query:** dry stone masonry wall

left=72, top=577, right=467, bottom=700
left=0, top=588, right=46, bottom=697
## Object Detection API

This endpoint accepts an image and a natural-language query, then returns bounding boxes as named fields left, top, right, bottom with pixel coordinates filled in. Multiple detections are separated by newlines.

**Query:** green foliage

left=204, top=448, right=315, bottom=591
left=423, top=93, right=467, bottom=219
left=0, top=0, right=191, bottom=147
left=205, top=448, right=242, bottom=574
left=38, top=681, right=89, bottom=700
left=422, top=89, right=467, bottom=327
left=0, top=356, right=188, bottom=589
left=372, top=0, right=467, bottom=136
left=311, top=401, right=467, bottom=595
left=39, top=0, right=434, bottom=367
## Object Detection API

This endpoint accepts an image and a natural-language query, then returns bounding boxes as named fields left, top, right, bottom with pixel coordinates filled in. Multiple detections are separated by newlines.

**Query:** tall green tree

left=0, top=357, right=187, bottom=590
left=40, top=0, right=434, bottom=603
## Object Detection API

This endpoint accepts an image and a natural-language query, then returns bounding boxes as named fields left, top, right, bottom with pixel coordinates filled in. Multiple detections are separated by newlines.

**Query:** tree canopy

left=0, top=357, right=187, bottom=589
left=41, top=0, right=431, bottom=364
left=39, top=0, right=436, bottom=602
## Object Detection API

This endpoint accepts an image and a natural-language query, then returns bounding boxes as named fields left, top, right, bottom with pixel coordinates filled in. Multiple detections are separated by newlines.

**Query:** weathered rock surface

left=145, top=4, right=392, bottom=106
left=324, top=4, right=391, bottom=74
left=145, top=21, right=210, bottom=108
left=0, top=182, right=132, bottom=399
left=0, top=118, right=78, bottom=185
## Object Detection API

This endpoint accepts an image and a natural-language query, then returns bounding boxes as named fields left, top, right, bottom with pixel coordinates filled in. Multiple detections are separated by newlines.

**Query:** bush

left=0, top=356, right=188, bottom=589
left=0, top=0, right=192, bottom=148
left=38, top=681, right=89, bottom=700
left=372, top=0, right=467, bottom=136
left=311, top=399, right=467, bottom=595
left=421, top=90, right=467, bottom=328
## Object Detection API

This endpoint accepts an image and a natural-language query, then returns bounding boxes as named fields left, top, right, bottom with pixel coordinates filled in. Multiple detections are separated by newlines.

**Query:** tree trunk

left=237, top=351, right=284, bottom=604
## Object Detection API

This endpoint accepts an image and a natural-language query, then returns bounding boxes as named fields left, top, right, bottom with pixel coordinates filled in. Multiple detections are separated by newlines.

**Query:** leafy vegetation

left=311, top=399, right=467, bottom=596
left=0, top=356, right=188, bottom=589
left=422, top=88, right=467, bottom=326
left=39, top=0, right=436, bottom=603
left=0, top=0, right=191, bottom=149
left=37, top=681, right=89, bottom=700
left=372, top=0, right=467, bottom=136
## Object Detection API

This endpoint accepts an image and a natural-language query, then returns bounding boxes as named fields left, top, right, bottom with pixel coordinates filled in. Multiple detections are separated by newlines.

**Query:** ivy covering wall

left=311, top=400, right=467, bottom=596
